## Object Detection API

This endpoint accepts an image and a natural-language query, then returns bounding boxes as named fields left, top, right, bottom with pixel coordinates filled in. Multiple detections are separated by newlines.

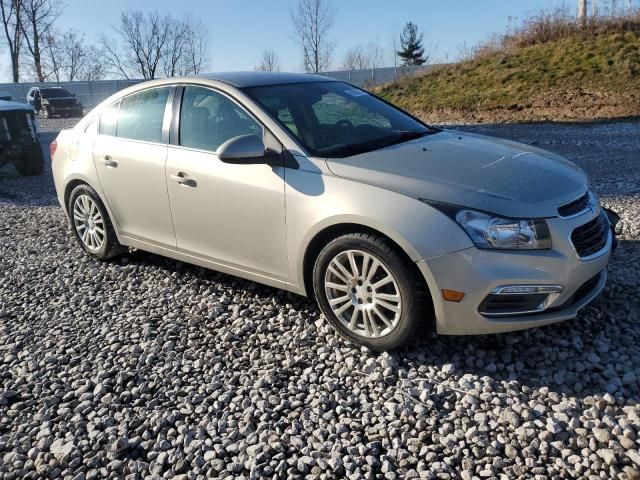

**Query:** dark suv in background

left=26, top=86, right=84, bottom=118
left=0, top=98, right=44, bottom=176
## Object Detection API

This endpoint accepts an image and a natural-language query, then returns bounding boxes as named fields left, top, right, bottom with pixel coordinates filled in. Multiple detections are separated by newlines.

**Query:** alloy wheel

left=72, top=194, right=105, bottom=252
left=324, top=249, right=402, bottom=338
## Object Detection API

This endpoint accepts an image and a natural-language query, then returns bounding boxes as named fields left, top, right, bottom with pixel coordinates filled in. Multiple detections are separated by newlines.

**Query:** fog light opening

left=479, top=284, right=564, bottom=316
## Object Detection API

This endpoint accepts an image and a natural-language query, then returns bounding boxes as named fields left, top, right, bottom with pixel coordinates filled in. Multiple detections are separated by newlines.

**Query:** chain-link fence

left=0, top=79, right=142, bottom=110
left=0, top=65, right=441, bottom=109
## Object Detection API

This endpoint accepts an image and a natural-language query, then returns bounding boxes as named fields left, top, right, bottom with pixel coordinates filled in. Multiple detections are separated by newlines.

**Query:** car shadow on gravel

left=122, top=238, right=639, bottom=402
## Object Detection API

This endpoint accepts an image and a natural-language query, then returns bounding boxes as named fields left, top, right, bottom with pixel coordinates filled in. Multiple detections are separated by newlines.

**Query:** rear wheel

left=313, top=232, right=428, bottom=351
left=68, top=184, right=124, bottom=260
left=14, top=144, right=44, bottom=176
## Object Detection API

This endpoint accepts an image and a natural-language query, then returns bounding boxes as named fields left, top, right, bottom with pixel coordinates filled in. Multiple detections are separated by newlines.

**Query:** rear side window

left=99, top=101, right=119, bottom=136
left=179, top=86, right=262, bottom=152
left=116, top=87, right=171, bottom=143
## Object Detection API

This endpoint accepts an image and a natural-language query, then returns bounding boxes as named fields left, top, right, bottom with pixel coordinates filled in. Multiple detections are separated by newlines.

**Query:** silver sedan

left=51, top=72, right=612, bottom=351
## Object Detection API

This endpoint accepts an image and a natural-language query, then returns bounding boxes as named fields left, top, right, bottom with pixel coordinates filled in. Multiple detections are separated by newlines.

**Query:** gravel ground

left=0, top=119, right=639, bottom=479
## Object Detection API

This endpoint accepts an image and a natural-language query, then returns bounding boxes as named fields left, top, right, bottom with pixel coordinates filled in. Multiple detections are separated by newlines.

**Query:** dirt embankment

left=415, top=88, right=640, bottom=124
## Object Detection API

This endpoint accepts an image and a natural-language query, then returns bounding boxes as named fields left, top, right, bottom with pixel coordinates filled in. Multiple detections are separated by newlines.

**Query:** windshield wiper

left=387, top=129, right=431, bottom=144
left=322, top=130, right=434, bottom=158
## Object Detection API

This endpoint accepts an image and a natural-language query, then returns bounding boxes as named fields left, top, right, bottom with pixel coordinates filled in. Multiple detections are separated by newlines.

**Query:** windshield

left=244, top=81, right=435, bottom=158
left=40, top=88, right=72, bottom=98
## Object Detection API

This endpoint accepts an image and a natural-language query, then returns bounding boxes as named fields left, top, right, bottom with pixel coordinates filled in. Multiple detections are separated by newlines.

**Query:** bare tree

left=162, top=17, right=189, bottom=77
left=18, top=0, right=61, bottom=81
left=366, top=38, right=383, bottom=69
left=182, top=19, right=209, bottom=75
left=163, top=15, right=209, bottom=77
left=1, top=0, right=23, bottom=82
left=42, top=29, right=104, bottom=81
left=41, top=29, right=61, bottom=80
left=74, top=46, right=104, bottom=81
left=101, top=10, right=171, bottom=80
left=388, top=24, right=400, bottom=68
left=255, top=49, right=280, bottom=72
left=290, top=0, right=335, bottom=72
left=341, top=45, right=369, bottom=70
left=102, top=10, right=209, bottom=79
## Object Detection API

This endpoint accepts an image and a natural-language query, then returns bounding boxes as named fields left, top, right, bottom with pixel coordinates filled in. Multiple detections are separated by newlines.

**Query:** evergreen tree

left=397, top=22, right=425, bottom=65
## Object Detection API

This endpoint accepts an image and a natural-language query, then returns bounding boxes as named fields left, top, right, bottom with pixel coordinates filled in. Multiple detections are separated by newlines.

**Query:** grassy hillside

left=378, top=15, right=640, bottom=123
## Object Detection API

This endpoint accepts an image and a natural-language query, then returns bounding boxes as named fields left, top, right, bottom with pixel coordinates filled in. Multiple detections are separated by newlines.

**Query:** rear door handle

left=170, top=172, right=197, bottom=187
left=100, top=155, right=118, bottom=168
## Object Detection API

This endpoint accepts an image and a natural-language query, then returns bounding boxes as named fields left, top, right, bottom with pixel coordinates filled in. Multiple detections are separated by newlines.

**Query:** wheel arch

left=62, top=177, right=123, bottom=241
left=301, top=222, right=435, bottom=322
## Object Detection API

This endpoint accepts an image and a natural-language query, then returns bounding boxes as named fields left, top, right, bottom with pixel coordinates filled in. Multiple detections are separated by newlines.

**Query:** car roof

left=198, top=71, right=338, bottom=88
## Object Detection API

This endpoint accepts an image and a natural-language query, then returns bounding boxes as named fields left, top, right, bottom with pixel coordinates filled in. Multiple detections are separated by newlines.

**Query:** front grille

left=51, top=99, right=75, bottom=107
left=558, top=192, right=589, bottom=217
left=479, top=293, right=549, bottom=315
left=571, top=213, right=609, bottom=258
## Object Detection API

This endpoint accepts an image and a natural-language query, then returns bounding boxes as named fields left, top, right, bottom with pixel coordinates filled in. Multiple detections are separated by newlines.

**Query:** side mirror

left=217, top=134, right=266, bottom=164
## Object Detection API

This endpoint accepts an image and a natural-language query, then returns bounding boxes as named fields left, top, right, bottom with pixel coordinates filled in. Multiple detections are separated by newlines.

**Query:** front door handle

left=100, top=155, right=118, bottom=168
left=170, top=172, right=197, bottom=187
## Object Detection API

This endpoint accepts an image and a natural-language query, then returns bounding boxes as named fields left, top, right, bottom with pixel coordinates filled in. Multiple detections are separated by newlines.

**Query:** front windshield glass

left=245, top=81, right=434, bottom=158
left=41, top=88, right=72, bottom=98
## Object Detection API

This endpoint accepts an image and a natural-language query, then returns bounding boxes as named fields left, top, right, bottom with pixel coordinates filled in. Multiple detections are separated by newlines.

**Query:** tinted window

left=179, top=86, right=262, bottom=152
left=40, top=88, right=73, bottom=98
left=99, top=100, right=119, bottom=136
left=246, top=81, right=433, bottom=158
left=117, top=87, right=170, bottom=143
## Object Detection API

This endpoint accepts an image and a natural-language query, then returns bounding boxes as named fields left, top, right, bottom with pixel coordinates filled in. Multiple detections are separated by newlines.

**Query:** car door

left=165, top=85, right=288, bottom=283
left=92, top=86, right=176, bottom=248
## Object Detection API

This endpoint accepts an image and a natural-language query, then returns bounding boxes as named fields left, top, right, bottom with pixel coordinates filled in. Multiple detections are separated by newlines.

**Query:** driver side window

left=179, top=86, right=262, bottom=153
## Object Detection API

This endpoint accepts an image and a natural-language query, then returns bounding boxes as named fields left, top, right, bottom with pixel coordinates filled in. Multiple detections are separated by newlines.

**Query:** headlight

left=455, top=210, right=551, bottom=250
left=424, top=201, right=552, bottom=250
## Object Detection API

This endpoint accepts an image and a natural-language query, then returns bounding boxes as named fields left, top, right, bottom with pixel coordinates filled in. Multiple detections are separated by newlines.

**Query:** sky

left=1, top=0, right=571, bottom=82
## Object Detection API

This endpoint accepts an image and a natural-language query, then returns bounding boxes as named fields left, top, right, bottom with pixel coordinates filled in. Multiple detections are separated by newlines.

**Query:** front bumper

left=47, top=104, right=83, bottom=116
left=418, top=208, right=612, bottom=335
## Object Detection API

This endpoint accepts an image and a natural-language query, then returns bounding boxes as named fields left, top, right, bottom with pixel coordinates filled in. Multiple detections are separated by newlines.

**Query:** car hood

left=44, top=96, right=76, bottom=102
left=324, top=130, right=588, bottom=218
left=0, top=99, right=33, bottom=112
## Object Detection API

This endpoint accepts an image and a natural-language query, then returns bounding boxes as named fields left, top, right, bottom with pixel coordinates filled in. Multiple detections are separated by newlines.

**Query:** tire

left=68, top=184, right=124, bottom=260
left=14, top=144, right=44, bottom=176
left=313, top=232, right=429, bottom=352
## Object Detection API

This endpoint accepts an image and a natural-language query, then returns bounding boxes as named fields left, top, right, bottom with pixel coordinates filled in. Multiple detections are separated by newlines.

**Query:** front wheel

left=313, top=233, right=429, bottom=351
left=68, top=184, right=124, bottom=260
